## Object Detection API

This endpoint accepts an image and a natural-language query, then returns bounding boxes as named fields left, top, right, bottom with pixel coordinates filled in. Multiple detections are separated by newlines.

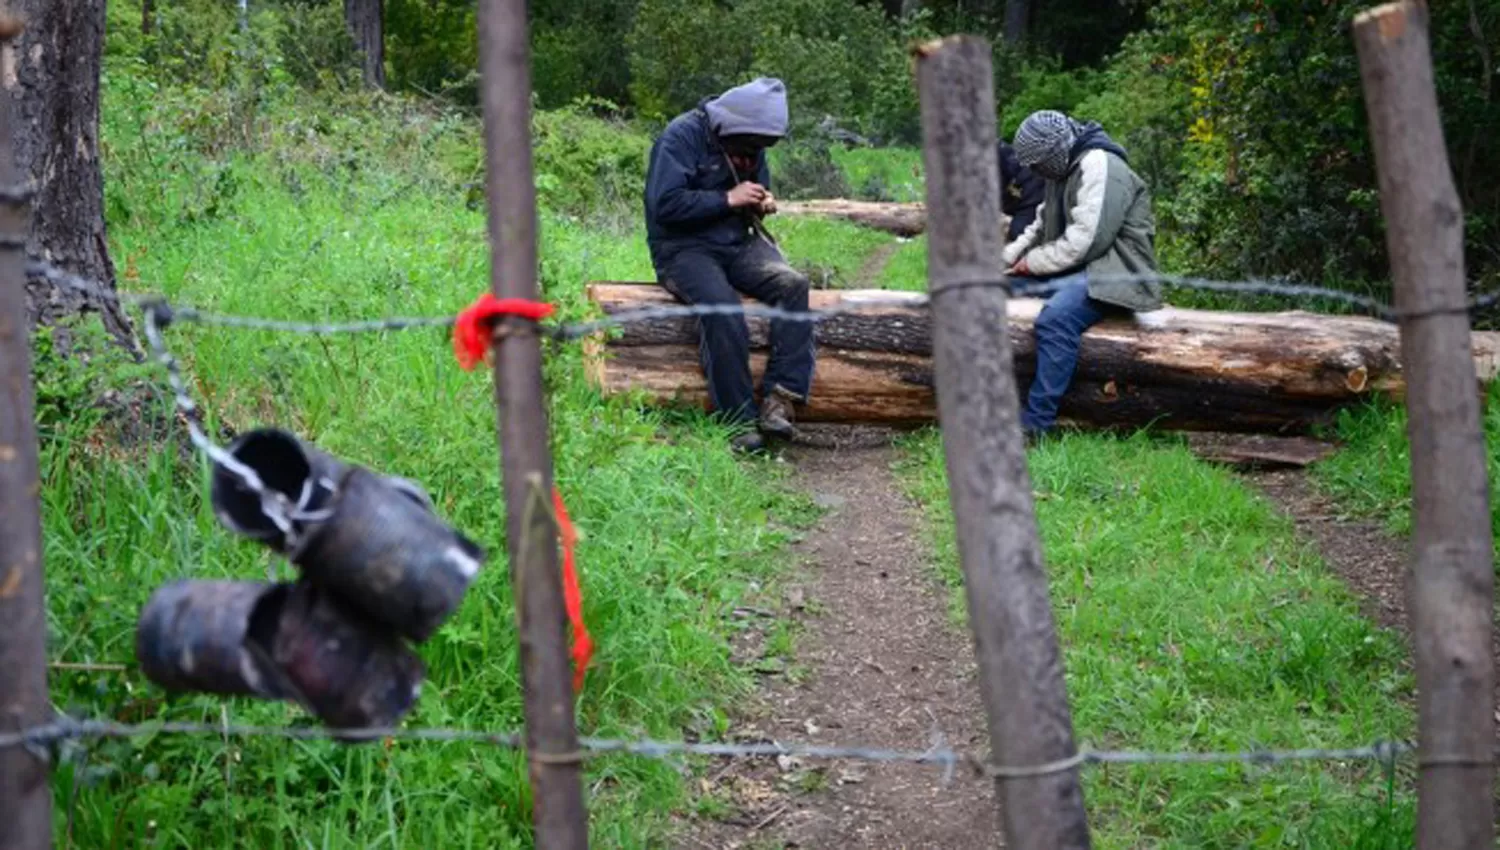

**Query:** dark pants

left=1016, top=272, right=1115, bottom=433
left=656, top=238, right=815, bottom=424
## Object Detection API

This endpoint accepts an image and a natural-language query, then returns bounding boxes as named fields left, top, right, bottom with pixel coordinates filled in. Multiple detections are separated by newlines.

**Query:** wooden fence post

left=914, top=35, right=1091, bottom=850
left=0, top=13, right=53, bottom=850
left=475, top=0, right=590, bottom=846
left=1353, top=4, right=1496, bottom=848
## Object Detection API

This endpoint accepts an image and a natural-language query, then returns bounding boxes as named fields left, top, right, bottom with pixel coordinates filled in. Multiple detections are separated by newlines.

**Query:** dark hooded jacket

left=998, top=141, right=1045, bottom=241
left=1070, top=124, right=1129, bottom=164
left=644, top=80, right=787, bottom=267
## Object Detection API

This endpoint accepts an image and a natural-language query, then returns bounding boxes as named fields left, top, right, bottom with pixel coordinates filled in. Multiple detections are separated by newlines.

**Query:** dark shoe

left=731, top=430, right=768, bottom=455
left=759, top=388, right=798, bottom=440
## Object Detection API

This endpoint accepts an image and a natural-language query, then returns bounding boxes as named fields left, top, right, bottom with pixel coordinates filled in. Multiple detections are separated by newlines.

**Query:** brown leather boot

left=758, top=388, right=798, bottom=440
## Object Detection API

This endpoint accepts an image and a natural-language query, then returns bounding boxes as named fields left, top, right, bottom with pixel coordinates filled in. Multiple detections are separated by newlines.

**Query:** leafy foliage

left=626, top=0, right=929, bottom=142
left=1072, top=0, right=1500, bottom=291
left=384, top=0, right=479, bottom=102
left=768, top=135, right=853, bottom=200
left=625, top=0, right=750, bottom=122
left=103, top=0, right=1500, bottom=304
left=532, top=98, right=653, bottom=218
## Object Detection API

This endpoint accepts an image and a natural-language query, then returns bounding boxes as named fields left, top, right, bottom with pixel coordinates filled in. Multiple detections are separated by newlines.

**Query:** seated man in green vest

left=1000, top=110, right=1163, bottom=442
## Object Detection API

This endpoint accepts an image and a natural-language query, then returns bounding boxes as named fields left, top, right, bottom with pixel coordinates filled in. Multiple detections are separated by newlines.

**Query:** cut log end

left=1353, top=3, right=1409, bottom=39
left=1345, top=366, right=1370, bottom=393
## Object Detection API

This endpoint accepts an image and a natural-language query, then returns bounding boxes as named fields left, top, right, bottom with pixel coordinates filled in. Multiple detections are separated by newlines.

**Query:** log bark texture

left=583, top=283, right=1500, bottom=433
left=6, top=0, right=135, bottom=348
left=1181, top=433, right=1339, bottom=469
left=779, top=199, right=926, bottom=237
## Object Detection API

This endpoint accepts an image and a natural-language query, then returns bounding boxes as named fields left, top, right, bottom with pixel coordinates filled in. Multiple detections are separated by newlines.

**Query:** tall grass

left=32, top=55, right=904, bottom=847
left=1314, top=384, right=1500, bottom=552
left=35, top=14, right=1442, bottom=845
left=896, top=432, right=1415, bottom=849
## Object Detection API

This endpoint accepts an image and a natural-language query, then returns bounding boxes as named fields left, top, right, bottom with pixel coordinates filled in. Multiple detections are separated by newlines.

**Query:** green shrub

left=994, top=55, right=1100, bottom=140
left=626, top=0, right=748, bottom=121
left=131, top=0, right=281, bottom=93
left=531, top=0, right=638, bottom=108
left=274, top=2, right=362, bottom=91
left=627, top=0, right=925, bottom=143
left=384, top=0, right=479, bottom=103
left=769, top=135, right=851, bottom=200
left=532, top=98, right=653, bottom=218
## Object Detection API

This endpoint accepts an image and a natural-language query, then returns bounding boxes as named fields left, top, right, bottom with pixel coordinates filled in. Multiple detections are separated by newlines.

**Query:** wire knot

left=143, top=298, right=176, bottom=330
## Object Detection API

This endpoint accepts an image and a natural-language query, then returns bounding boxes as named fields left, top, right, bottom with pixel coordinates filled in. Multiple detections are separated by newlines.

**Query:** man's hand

left=727, top=182, right=769, bottom=209
left=759, top=192, right=777, bottom=216
left=1008, top=256, right=1031, bottom=277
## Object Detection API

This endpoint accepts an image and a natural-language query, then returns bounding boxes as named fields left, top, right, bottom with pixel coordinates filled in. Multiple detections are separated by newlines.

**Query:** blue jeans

left=1017, top=273, right=1111, bottom=433
left=655, top=238, right=816, bottom=424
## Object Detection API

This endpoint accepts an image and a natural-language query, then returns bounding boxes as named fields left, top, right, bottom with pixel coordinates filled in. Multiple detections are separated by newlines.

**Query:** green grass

left=34, top=31, right=1435, bottom=848
left=771, top=216, right=895, bottom=287
left=33, top=61, right=876, bottom=847
left=896, top=431, right=1415, bottom=849
left=830, top=146, right=923, bottom=202
left=1314, top=384, right=1500, bottom=550
left=876, top=235, right=927, bottom=291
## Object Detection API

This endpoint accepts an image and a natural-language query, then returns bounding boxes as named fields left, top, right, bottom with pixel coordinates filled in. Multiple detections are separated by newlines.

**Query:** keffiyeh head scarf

left=1012, top=110, right=1084, bottom=181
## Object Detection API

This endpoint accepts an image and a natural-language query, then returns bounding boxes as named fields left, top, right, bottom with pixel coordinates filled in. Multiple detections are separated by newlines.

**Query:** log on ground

left=778, top=199, right=926, bottom=237
left=582, top=283, right=1500, bottom=433
left=1182, top=433, right=1341, bottom=469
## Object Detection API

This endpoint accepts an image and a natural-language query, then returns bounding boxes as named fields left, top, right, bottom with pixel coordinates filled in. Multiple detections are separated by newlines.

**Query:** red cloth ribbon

left=552, top=485, right=593, bottom=694
left=452, top=294, right=556, bottom=370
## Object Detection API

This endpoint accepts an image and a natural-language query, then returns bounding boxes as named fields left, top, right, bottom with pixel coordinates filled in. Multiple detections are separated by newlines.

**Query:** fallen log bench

left=581, top=283, right=1500, bottom=434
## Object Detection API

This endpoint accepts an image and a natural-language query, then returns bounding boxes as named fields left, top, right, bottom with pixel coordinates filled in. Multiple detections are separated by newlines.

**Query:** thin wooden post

left=475, top=0, right=589, bottom=846
left=0, top=13, right=52, bottom=850
left=914, top=35, right=1091, bottom=850
left=1353, top=4, right=1495, bottom=847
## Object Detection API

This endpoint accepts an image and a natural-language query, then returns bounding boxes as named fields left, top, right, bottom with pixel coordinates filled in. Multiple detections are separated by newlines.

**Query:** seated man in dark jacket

left=644, top=77, right=814, bottom=454
left=998, top=140, right=1044, bottom=242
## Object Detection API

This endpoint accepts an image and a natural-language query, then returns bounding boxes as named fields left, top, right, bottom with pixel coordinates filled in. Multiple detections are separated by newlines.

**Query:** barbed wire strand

left=14, top=257, right=1485, bottom=786
left=25, top=259, right=1500, bottom=344
left=0, top=717, right=1431, bottom=781
left=141, top=303, right=333, bottom=547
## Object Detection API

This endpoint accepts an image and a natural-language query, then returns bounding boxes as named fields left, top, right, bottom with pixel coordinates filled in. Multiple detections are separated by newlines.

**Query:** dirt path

left=850, top=241, right=902, bottom=289
left=677, top=432, right=998, bottom=849
left=1249, top=469, right=1500, bottom=727
left=1250, top=471, right=1411, bottom=633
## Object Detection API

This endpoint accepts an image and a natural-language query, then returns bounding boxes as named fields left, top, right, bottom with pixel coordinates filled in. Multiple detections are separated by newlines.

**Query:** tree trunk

left=1002, top=0, right=1031, bottom=45
left=344, top=0, right=386, bottom=90
left=779, top=199, right=927, bottom=236
left=582, top=284, right=1500, bottom=434
left=6, top=0, right=135, bottom=350
left=142, top=0, right=153, bottom=35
